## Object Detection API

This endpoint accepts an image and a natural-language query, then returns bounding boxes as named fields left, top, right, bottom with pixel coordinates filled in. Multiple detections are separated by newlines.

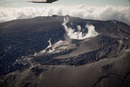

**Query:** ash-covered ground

left=0, top=16, right=130, bottom=87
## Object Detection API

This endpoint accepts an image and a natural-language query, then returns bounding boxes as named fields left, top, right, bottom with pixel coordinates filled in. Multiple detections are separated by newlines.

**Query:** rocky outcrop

left=0, top=16, right=130, bottom=87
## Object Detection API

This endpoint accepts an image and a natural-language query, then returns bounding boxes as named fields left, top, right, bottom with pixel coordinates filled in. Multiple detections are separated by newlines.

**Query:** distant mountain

left=0, top=16, right=130, bottom=87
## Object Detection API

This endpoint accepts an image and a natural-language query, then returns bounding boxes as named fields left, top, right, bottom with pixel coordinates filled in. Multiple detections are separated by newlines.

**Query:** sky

left=0, top=0, right=130, bottom=7
left=0, top=0, right=130, bottom=24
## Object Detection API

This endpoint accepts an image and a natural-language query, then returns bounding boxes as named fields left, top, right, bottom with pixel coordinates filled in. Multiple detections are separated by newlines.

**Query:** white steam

left=34, top=39, right=70, bottom=56
left=62, top=16, right=99, bottom=40
left=34, top=16, right=99, bottom=56
left=0, top=5, right=130, bottom=24
left=38, top=39, right=53, bottom=54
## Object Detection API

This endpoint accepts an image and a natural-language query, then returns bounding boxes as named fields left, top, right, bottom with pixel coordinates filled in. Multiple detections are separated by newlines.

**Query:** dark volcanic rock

left=0, top=16, right=130, bottom=87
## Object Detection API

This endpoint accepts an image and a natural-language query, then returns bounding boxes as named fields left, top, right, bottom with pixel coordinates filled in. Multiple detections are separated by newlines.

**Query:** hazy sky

left=0, top=0, right=130, bottom=7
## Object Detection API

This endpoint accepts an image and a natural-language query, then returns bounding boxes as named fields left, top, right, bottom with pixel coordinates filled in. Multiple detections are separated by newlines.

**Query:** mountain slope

left=0, top=16, right=130, bottom=87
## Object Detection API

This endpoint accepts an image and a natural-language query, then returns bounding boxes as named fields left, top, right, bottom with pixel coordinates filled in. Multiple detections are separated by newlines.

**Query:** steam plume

left=62, top=16, right=99, bottom=40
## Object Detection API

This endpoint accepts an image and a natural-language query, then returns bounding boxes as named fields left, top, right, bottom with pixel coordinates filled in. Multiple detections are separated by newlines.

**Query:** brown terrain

left=0, top=16, right=130, bottom=87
